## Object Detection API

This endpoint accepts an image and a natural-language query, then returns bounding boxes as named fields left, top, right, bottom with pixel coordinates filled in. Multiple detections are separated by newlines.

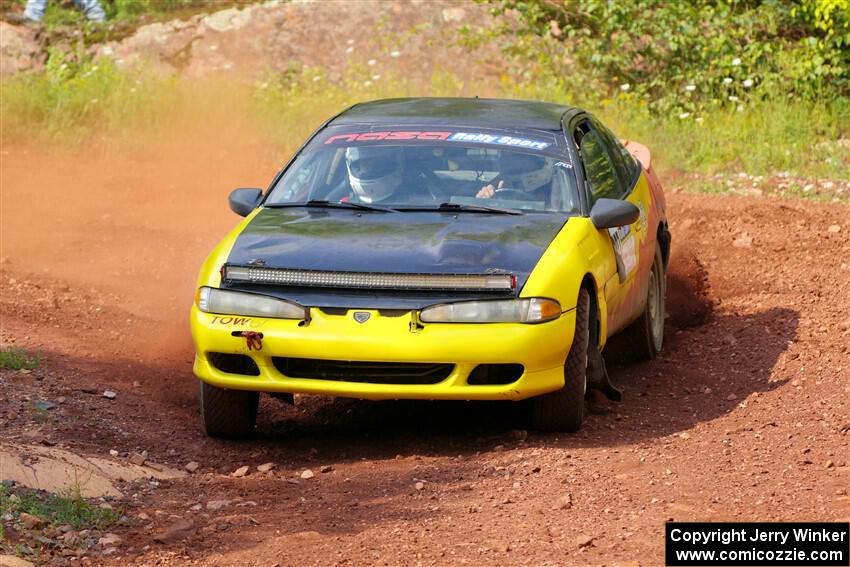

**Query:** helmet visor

left=348, top=156, right=397, bottom=180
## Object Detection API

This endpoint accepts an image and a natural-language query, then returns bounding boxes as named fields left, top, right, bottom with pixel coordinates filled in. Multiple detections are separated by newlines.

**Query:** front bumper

left=190, top=305, right=575, bottom=401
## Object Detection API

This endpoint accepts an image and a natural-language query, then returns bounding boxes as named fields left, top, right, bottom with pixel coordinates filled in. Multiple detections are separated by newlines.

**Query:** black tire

left=199, top=381, right=259, bottom=439
left=618, top=243, right=666, bottom=361
left=531, top=288, right=590, bottom=432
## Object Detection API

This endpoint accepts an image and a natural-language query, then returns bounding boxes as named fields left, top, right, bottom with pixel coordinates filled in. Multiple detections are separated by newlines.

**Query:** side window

left=549, top=165, right=580, bottom=213
left=268, top=150, right=337, bottom=203
left=593, top=119, right=641, bottom=190
left=575, top=122, right=621, bottom=203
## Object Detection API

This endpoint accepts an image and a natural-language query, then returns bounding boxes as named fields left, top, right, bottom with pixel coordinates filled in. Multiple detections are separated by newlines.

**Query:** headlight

left=419, top=298, right=561, bottom=324
left=197, top=287, right=307, bottom=319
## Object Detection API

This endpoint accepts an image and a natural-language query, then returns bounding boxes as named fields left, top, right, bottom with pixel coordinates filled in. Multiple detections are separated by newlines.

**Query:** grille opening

left=317, top=308, right=409, bottom=318
left=467, top=364, right=524, bottom=385
left=272, top=358, right=453, bottom=384
left=319, top=307, right=348, bottom=316
left=377, top=309, right=408, bottom=317
left=208, top=353, right=260, bottom=376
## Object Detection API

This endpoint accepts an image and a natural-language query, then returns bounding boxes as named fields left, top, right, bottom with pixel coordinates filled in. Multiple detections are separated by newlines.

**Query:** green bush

left=479, top=0, right=850, bottom=114
left=0, top=347, right=41, bottom=370
left=0, top=482, right=121, bottom=531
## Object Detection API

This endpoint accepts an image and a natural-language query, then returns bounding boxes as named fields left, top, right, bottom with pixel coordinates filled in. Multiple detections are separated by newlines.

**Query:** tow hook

left=409, top=311, right=424, bottom=333
left=232, top=331, right=263, bottom=350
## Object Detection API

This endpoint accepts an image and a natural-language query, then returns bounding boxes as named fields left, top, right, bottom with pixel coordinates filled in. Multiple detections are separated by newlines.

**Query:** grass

left=0, top=49, right=178, bottom=147
left=254, top=67, right=849, bottom=197
left=598, top=98, right=850, bottom=182
left=0, top=481, right=121, bottom=533
left=501, top=76, right=850, bottom=182
left=1, top=51, right=846, bottom=198
left=0, top=347, right=41, bottom=370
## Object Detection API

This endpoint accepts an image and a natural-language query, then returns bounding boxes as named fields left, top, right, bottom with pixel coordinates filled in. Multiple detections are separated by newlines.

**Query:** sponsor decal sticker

left=323, top=131, right=550, bottom=150
left=324, top=131, right=452, bottom=144
left=210, top=316, right=265, bottom=328
left=608, top=225, right=637, bottom=282
left=448, top=132, right=550, bottom=150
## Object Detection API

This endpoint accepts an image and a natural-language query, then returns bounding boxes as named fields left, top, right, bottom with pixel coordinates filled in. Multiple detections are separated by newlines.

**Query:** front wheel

left=531, top=288, right=590, bottom=432
left=199, top=381, right=259, bottom=439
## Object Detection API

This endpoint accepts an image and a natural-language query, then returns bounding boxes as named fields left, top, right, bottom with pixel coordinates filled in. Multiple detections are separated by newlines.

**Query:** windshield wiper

left=265, top=200, right=395, bottom=213
left=395, top=202, right=523, bottom=215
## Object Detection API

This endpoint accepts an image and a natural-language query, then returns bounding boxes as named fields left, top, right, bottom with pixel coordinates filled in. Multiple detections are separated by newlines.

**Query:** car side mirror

left=229, top=188, right=263, bottom=217
left=590, top=198, right=640, bottom=229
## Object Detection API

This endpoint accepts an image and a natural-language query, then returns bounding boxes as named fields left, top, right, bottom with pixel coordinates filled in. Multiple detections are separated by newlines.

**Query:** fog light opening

left=467, top=364, right=524, bottom=385
left=208, top=352, right=260, bottom=376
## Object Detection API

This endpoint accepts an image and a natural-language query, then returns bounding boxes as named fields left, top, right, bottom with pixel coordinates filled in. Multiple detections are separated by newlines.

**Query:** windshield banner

left=323, top=130, right=551, bottom=151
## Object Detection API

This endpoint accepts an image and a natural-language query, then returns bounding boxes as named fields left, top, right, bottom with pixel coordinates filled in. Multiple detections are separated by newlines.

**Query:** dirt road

left=2, top=127, right=849, bottom=566
left=1, top=2, right=849, bottom=564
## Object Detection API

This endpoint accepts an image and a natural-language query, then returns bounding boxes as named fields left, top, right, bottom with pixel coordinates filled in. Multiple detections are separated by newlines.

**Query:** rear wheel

left=532, top=288, right=590, bottom=432
left=199, top=381, right=259, bottom=439
left=621, top=243, right=666, bottom=360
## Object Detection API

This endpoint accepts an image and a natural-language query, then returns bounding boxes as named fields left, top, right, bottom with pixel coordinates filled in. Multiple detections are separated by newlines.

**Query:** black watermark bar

left=666, top=522, right=849, bottom=566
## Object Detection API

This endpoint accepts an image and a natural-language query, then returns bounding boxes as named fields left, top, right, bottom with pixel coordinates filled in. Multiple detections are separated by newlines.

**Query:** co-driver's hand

left=476, top=179, right=504, bottom=199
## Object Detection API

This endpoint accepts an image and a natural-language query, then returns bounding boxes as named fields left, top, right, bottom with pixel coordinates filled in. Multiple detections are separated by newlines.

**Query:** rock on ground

left=0, top=22, right=41, bottom=76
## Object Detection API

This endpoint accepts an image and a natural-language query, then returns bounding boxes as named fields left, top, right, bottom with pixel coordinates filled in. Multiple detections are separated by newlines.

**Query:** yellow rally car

left=191, top=98, right=670, bottom=437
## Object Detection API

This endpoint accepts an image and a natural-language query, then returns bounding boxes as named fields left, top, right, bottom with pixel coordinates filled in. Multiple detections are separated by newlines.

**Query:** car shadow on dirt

left=3, top=305, right=796, bottom=472
left=0, top=306, right=799, bottom=560
left=120, top=305, right=800, bottom=561
left=251, top=307, right=798, bottom=454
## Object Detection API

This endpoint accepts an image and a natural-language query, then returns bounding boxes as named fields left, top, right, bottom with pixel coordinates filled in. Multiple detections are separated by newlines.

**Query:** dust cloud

left=1, top=80, right=282, bottom=363
left=666, top=244, right=713, bottom=329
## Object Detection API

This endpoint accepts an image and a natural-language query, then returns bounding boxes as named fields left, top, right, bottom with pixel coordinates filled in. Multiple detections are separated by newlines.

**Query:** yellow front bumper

left=190, top=305, right=575, bottom=401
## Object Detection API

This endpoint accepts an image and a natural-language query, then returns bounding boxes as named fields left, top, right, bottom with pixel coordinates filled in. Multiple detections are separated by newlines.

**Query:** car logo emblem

left=353, top=312, right=370, bottom=324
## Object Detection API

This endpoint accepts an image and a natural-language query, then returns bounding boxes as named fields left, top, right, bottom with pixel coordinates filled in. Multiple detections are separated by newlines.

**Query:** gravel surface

left=1, top=146, right=848, bottom=565
left=1, top=3, right=848, bottom=564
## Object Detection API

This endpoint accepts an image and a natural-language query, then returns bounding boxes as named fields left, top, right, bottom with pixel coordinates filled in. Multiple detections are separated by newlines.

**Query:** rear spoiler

left=622, top=139, right=651, bottom=170
left=621, top=139, right=665, bottom=218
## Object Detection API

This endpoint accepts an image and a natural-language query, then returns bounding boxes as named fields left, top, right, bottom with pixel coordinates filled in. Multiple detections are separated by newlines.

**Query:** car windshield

left=265, top=126, right=580, bottom=213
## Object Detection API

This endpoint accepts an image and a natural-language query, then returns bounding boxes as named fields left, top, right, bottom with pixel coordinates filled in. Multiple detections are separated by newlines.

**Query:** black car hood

left=224, top=207, right=570, bottom=309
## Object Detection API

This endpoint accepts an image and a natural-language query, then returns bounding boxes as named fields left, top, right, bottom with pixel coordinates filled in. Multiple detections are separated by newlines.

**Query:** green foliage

left=502, top=71, right=849, bottom=181
left=253, top=66, right=847, bottom=199
left=2, top=1, right=845, bottom=202
left=480, top=0, right=850, bottom=114
left=597, top=97, right=850, bottom=180
left=795, top=0, right=850, bottom=42
left=103, top=0, right=256, bottom=22
left=0, top=48, right=175, bottom=145
left=0, top=482, right=120, bottom=531
left=0, top=347, right=41, bottom=370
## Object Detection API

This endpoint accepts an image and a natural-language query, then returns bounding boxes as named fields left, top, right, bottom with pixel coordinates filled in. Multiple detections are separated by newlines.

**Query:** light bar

left=223, top=265, right=515, bottom=291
